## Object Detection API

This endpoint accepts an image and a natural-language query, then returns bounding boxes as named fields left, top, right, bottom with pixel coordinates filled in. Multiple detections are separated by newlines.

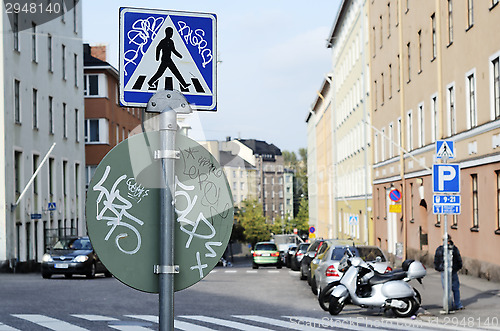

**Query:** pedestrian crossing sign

left=119, top=8, right=217, bottom=110
left=436, top=140, right=455, bottom=159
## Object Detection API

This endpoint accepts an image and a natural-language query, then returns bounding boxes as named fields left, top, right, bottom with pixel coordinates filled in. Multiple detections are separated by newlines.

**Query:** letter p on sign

left=433, top=164, right=460, bottom=193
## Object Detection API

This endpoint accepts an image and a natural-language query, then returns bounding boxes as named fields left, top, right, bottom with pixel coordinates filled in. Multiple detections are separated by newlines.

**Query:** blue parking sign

left=120, top=8, right=217, bottom=110
left=433, top=164, right=460, bottom=193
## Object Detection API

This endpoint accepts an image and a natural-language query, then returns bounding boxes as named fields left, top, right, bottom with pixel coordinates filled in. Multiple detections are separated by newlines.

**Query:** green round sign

left=85, top=132, right=233, bottom=293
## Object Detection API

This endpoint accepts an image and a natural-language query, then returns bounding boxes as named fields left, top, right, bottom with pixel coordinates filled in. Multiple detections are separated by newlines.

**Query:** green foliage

left=235, top=199, right=271, bottom=246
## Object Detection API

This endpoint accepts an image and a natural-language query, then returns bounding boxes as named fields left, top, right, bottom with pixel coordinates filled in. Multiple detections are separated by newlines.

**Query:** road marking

left=71, top=314, right=119, bottom=321
left=125, top=315, right=158, bottom=323
left=175, top=320, right=214, bottom=331
left=246, top=270, right=258, bottom=273
left=234, top=315, right=329, bottom=330
left=109, top=325, right=153, bottom=331
left=285, top=316, right=375, bottom=331
left=179, top=315, right=270, bottom=331
left=267, top=270, right=280, bottom=273
left=224, top=270, right=237, bottom=273
left=0, top=323, right=19, bottom=331
left=12, top=314, right=88, bottom=331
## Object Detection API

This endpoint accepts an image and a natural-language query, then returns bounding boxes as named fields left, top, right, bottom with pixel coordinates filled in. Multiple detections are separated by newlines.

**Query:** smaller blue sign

left=48, top=202, right=56, bottom=211
left=349, top=216, right=358, bottom=225
left=433, top=195, right=460, bottom=204
left=309, top=226, right=316, bottom=234
left=389, top=189, right=402, bottom=202
left=30, top=213, right=42, bottom=219
left=436, top=140, right=455, bottom=159
left=433, top=205, right=460, bottom=215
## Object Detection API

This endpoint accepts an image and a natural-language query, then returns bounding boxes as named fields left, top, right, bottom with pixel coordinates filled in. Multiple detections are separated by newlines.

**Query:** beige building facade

left=370, top=0, right=500, bottom=278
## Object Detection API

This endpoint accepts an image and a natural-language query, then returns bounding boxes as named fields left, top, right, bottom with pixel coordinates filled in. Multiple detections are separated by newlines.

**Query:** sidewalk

left=416, top=269, right=500, bottom=329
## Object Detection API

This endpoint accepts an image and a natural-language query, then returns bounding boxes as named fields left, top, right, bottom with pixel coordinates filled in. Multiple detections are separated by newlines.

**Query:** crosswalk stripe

left=234, top=315, right=329, bottom=330
left=268, top=270, right=280, bottom=273
left=12, top=314, right=88, bottom=331
left=109, top=325, right=153, bottom=331
left=174, top=320, right=214, bottom=331
left=178, top=315, right=270, bottom=331
left=0, top=323, right=19, bottom=331
left=225, top=270, right=237, bottom=273
left=284, top=316, right=375, bottom=331
left=71, top=314, right=119, bottom=321
left=125, top=315, right=158, bottom=323
left=246, top=270, right=258, bottom=273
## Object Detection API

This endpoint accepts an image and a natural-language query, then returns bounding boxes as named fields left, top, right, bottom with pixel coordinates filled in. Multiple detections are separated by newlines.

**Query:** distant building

left=0, top=3, right=84, bottom=271
left=83, top=44, right=142, bottom=187
left=283, top=169, right=294, bottom=220
left=219, top=151, right=258, bottom=207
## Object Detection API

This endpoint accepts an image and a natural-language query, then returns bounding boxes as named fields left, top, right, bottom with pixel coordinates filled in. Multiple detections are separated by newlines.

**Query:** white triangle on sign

left=125, top=15, right=211, bottom=95
left=437, top=141, right=454, bottom=158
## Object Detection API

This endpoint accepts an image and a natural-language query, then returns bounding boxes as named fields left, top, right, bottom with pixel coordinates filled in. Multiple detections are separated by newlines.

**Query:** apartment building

left=370, top=0, right=500, bottom=279
left=0, top=3, right=85, bottom=271
left=83, top=44, right=142, bottom=186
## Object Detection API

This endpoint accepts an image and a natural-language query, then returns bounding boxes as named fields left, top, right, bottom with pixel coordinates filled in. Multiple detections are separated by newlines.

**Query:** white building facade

left=0, top=4, right=85, bottom=271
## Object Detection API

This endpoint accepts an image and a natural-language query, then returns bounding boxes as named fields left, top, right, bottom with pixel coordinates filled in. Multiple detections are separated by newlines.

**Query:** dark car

left=291, top=243, right=310, bottom=271
left=300, top=239, right=328, bottom=280
left=41, top=236, right=111, bottom=279
left=285, top=245, right=298, bottom=268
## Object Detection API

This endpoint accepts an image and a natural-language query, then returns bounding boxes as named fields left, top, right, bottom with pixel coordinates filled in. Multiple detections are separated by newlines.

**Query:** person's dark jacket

left=434, top=241, right=463, bottom=273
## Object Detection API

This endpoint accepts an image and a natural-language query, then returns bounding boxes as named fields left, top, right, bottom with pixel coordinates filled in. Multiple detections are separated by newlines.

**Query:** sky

left=82, top=1, right=342, bottom=154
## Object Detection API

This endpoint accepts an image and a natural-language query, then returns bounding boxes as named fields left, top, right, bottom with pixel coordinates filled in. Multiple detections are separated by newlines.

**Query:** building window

left=471, top=174, right=478, bottom=230
left=374, top=80, right=378, bottom=109
left=410, top=183, right=414, bottom=221
left=14, top=151, right=22, bottom=195
left=452, top=215, right=458, bottom=228
left=447, top=0, right=453, bottom=45
left=84, top=74, right=104, bottom=96
left=381, top=73, right=385, bottom=104
left=374, top=133, right=379, bottom=163
left=388, top=123, right=393, bottom=158
left=467, top=0, right=474, bottom=29
left=418, top=30, right=422, bottom=73
left=467, top=72, right=477, bottom=128
left=48, top=34, right=53, bottom=72
left=85, top=165, right=97, bottom=188
left=74, top=54, right=78, bottom=87
left=387, top=2, right=391, bottom=37
left=73, top=0, right=78, bottom=33
left=85, top=119, right=100, bottom=143
left=49, top=158, right=54, bottom=197
left=435, top=214, right=441, bottom=227
left=389, top=64, right=393, bottom=98
left=418, top=103, right=424, bottom=147
left=13, top=13, right=19, bottom=51
left=496, top=171, right=500, bottom=233
left=379, top=16, right=383, bottom=48
left=63, top=103, right=67, bottom=138
left=406, top=42, right=411, bottom=82
left=63, top=160, right=68, bottom=197
left=397, top=54, right=401, bottom=91
left=49, top=96, right=54, bottom=134
left=32, top=88, right=38, bottom=129
left=431, top=14, right=437, bottom=60
left=447, top=85, right=456, bottom=136
left=407, top=111, right=413, bottom=150
left=32, top=22, right=37, bottom=62
left=75, top=109, right=79, bottom=142
left=381, top=128, right=386, bottom=160
left=492, top=57, right=500, bottom=119
left=62, top=44, right=66, bottom=80
left=431, top=95, right=438, bottom=142
left=14, top=79, right=21, bottom=124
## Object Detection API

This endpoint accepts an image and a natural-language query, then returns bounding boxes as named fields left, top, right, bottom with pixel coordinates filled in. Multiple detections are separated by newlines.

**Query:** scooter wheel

left=392, top=298, right=419, bottom=318
left=318, top=281, right=340, bottom=311
left=328, top=296, right=344, bottom=315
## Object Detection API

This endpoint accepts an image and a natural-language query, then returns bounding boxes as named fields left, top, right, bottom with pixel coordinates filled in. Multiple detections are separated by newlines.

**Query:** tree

left=235, top=199, right=271, bottom=247
left=294, top=197, right=309, bottom=234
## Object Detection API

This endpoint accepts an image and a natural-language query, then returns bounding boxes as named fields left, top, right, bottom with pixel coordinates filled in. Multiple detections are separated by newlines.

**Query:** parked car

left=251, top=242, right=282, bottom=269
left=272, top=234, right=303, bottom=264
left=285, top=244, right=298, bottom=268
left=300, top=239, right=328, bottom=281
left=290, top=242, right=310, bottom=271
left=315, top=245, right=391, bottom=310
left=41, top=236, right=111, bottom=279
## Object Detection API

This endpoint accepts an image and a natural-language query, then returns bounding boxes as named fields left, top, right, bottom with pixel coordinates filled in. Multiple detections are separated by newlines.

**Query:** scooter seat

left=368, top=270, right=407, bottom=285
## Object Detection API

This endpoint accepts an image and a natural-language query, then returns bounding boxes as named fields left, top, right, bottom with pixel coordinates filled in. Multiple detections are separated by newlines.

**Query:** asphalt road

left=0, top=259, right=498, bottom=330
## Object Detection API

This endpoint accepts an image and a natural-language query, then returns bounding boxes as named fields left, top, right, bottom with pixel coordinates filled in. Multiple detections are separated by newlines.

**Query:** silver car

left=313, top=245, right=391, bottom=307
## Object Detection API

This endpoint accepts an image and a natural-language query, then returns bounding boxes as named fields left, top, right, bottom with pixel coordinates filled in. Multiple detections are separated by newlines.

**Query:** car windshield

left=298, top=243, right=310, bottom=252
left=52, top=237, right=92, bottom=250
left=255, top=243, right=277, bottom=251
left=356, top=247, right=386, bottom=262
left=331, top=247, right=350, bottom=260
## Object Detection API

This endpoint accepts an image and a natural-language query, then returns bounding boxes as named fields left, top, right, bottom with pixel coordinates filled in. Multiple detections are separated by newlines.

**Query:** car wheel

left=42, top=272, right=51, bottom=279
left=64, top=274, right=73, bottom=279
left=318, top=281, right=340, bottom=311
left=86, top=263, right=96, bottom=279
left=311, top=276, right=318, bottom=295
left=252, top=262, right=259, bottom=269
left=300, top=264, right=307, bottom=280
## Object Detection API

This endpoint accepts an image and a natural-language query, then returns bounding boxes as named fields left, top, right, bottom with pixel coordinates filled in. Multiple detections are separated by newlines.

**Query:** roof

left=237, top=139, right=282, bottom=156
left=83, top=44, right=118, bottom=77
left=219, top=151, right=255, bottom=169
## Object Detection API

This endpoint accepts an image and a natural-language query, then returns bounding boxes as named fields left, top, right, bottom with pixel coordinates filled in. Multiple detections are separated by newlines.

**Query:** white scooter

left=328, top=251, right=426, bottom=317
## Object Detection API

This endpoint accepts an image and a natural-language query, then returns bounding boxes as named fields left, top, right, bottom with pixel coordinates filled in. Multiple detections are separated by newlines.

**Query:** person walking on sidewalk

left=434, top=235, right=465, bottom=310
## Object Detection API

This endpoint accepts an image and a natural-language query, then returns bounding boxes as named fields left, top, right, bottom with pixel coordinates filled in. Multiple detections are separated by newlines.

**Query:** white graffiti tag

left=93, top=166, right=144, bottom=255
left=177, top=21, right=213, bottom=68
left=124, top=16, right=165, bottom=76
left=175, top=176, right=222, bottom=278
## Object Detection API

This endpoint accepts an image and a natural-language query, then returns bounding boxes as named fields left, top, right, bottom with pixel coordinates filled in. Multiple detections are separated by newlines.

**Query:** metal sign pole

left=442, top=154, right=452, bottom=314
left=146, top=91, right=192, bottom=331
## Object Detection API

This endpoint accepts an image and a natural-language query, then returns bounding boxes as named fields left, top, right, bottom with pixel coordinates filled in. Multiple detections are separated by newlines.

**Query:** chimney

left=90, top=44, right=107, bottom=62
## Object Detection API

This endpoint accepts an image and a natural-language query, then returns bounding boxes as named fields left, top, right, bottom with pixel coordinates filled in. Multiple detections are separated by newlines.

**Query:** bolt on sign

left=85, top=132, right=233, bottom=293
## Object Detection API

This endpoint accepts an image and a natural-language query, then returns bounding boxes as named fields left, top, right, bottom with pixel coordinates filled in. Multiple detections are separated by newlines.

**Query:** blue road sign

left=389, top=189, right=402, bottom=202
left=436, top=140, right=455, bottom=159
left=120, top=8, right=217, bottom=110
left=31, top=213, right=42, bottom=219
left=48, top=202, right=56, bottom=211
left=433, top=205, right=461, bottom=215
left=309, top=226, right=316, bottom=234
left=349, top=216, right=358, bottom=225
left=433, top=195, right=460, bottom=204
left=433, top=164, right=460, bottom=193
